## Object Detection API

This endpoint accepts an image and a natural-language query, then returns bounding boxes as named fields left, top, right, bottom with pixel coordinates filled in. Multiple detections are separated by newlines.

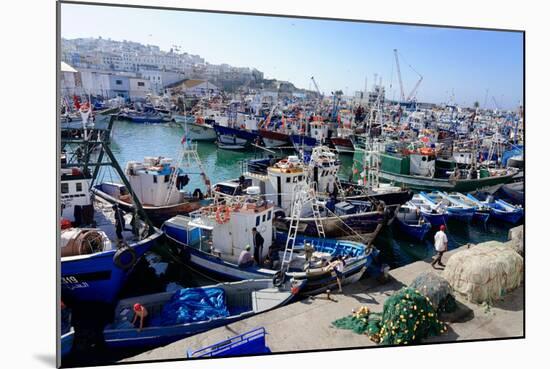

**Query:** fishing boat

left=214, top=151, right=389, bottom=241
left=213, top=124, right=260, bottom=150
left=183, top=119, right=217, bottom=141
left=408, top=194, right=449, bottom=228
left=331, top=136, right=355, bottom=154
left=419, top=191, right=475, bottom=223
left=378, top=152, right=518, bottom=192
left=441, top=192, right=491, bottom=224
left=467, top=194, right=524, bottom=224
left=117, top=110, right=168, bottom=124
left=273, top=199, right=387, bottom=240
left=162, top=193, right=378, bottom=295
left=101, top=278, right=303, bottom=349
left=393, top=203, right=432, bottom=241
left=60, top=167, right=162, bottom=303
left=92, top=149, right=209, bottom=226
left=330, top=126, right=356, bottom=154
left=259, top=129, right=292, bottom=148
left=497, top=182, right=524, bottom=205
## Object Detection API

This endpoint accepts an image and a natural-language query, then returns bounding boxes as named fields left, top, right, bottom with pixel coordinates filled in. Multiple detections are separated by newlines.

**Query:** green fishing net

left=332, top=288, right=447, bottom=345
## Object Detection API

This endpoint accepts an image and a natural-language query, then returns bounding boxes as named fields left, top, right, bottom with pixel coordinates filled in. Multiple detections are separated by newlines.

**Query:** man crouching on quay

left=432, top=225, right=448, bottom=268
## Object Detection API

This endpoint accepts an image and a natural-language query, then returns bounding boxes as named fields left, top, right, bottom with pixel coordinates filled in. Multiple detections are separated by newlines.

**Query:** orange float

left=215, top=205, right=231, bottom=224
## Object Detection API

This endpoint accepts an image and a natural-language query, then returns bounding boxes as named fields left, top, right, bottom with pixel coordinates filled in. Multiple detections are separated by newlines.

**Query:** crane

left=393, top=49, right=405, bottom=102
left=393, top=49, right=423, bottom=102
left=310, top=76, right=323, bottom=99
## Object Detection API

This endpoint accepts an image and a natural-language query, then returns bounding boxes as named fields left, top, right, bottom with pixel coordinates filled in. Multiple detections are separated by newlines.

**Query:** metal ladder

left=334, top=176, right=346, bottom=199
left=309, top=182, right=326, bottom=238
left=280, top=183, right=308, bottom=273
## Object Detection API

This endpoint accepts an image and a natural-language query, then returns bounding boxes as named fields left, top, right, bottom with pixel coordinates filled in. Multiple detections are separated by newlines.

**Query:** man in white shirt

left=238, top=245, right=254, bottom=268
left=431, top=225, right=448, bottom=268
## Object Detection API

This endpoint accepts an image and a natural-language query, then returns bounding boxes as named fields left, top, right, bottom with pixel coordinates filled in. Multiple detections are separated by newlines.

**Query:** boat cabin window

left=76, top=182, right=82, bottom=192
left=153, top=175, right=157, bottom=183
left=286, top=177, right=291, bottom=183
left=256, top=216, right=260, bottom=226
left=267, top=210, right=272, bottom=221
left=298, top=175, right=303, bottom=181
left=61, top=183, right=69, bottom=194
left=262, top=214, right=266, bottom=222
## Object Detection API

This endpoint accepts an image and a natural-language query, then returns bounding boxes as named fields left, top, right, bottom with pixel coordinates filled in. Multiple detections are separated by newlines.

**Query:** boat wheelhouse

left=92, top=155, right=207, bottom=226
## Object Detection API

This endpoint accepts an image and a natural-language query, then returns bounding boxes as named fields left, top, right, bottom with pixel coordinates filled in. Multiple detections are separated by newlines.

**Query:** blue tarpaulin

left=159, top=287, right=229, bottom=326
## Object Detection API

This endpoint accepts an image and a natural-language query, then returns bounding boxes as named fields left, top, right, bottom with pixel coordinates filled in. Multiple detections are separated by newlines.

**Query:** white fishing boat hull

left=186, top=123, right=217, bottom=141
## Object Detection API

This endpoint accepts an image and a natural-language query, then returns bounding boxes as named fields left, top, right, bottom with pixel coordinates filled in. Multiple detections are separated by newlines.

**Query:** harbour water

left=108, top=120, right=512, bottom=274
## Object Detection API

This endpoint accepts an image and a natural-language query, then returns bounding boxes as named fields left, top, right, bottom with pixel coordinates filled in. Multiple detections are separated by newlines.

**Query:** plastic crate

left=187, top=327, right=270, bottom=358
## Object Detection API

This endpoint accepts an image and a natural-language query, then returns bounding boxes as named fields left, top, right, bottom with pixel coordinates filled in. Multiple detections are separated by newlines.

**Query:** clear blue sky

left=61, top=3, right=523, bottom=109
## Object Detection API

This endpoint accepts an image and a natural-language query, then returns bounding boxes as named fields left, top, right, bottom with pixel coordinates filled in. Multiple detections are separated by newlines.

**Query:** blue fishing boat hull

left=61, top=237, right=157, bottom=304
left=213, top=124, right=259, bottom=149
left=102, top=279, right=302, bottom=349
left=446, top=207, right=475, bottom=223
left=419, top=210, right=448, bottom=227
left=394, top=218, right=431, bottom=241
left=104, top=313, right=253, bottom=349
left=488, top=203, right=524, bottom=224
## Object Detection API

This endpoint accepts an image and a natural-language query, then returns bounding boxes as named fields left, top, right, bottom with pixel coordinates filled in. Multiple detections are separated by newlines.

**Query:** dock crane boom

left=393, top=49, right=405, bottom=102
left=394, top=48, right=423, bottom=102
left=310, top=76, right=323, bottom=99
left=406, top=75, right=423, bottom=101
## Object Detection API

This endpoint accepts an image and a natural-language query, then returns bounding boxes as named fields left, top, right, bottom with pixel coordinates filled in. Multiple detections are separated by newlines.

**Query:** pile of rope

left=442, top=241, right=523, bottom=304
left=332, top=287, right=447, bottom=345
left=410, top=272, right=456, bottom=313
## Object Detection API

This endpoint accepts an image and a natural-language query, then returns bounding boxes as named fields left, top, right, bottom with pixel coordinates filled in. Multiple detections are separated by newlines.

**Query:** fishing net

left=409, top=272, right=456, bottom=312
left=332, top=288, right=446, bottom=345
left=507, top=226, right=524, bottom=256
left=442, top=241, right=523, bottom=304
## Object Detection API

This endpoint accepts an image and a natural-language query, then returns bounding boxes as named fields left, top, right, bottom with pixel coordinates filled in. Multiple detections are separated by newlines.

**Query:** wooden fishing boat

left=442, top=192, right=491, bottom=225
left=419, top=191, right=475, bottom=223
left=162, top=205, right=379, bottom=295
left=408, top=194, right=449, bottom=228
left=378, top=153, right=518, bottom=192
left=101, top=278, right=303, bottom=349
left=467, top=194, right=524, bottom=224
left=393, top=203, right=432, bottom=241
left=497, top=182, right=524, bottom=205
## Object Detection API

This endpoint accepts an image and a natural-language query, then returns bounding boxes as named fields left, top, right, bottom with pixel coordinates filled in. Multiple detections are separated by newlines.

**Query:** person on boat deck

left=252, top=227, right=264, bottom=265
left=238, top=245, right=254, bottom=268
left=113, top=204, right=125, bottom=241
left=431, top=225, right=448, bottom=268
left=132, top=303, right=148, bottom=331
